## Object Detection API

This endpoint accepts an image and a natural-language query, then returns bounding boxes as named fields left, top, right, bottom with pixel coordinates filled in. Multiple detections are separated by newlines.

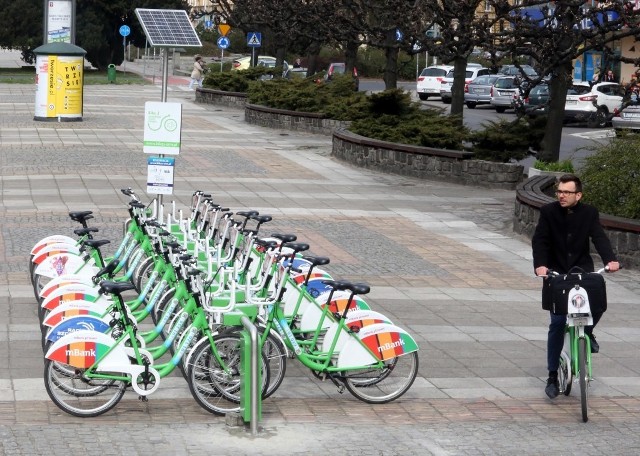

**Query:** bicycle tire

left=152, top=289, right=178, bottom=330
left=343, top=351, right=418, bottom=404
left=225, top=326, right=287, bottom=399
left=186, top=333, right=270, bottom=415
left=559, top=352, right=572, bottom=396
left=44, top=359, right=126, bottom=417
left=133, top=256, right=156, bottom=294
left=579, top=337, right=589, bottom=422
left=259, top=330, right=287, bottom=398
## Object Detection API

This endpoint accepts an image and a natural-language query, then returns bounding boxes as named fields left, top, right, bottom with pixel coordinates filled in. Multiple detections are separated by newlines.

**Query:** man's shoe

left=589, top=334, right=599, bottom=353
left=545, top=377, right=559, bottom=399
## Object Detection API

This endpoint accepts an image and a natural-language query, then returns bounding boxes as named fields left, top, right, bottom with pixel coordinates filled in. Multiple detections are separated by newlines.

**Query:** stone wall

left=514, top=175, right=640, bottom=269
left=195, top=88, right=247, bottom=109
left=332, top=128, right=524, bottom=190
left=244, top=104, right=349, bottom=135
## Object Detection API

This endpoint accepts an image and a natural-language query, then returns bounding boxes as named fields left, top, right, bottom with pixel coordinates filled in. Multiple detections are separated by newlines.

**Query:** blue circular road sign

left=217, top=37, right=230, bottom=49
left=119, top=25, right=131, bottom=37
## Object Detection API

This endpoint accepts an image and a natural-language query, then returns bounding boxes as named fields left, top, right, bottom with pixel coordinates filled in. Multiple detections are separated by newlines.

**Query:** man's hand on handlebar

left=535, top=266, right=549, bottom=277
left=606, top=261, right=620, bottom=272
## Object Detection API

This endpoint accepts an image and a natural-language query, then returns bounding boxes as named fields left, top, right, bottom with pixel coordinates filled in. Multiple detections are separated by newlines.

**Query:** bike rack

left=241, top=316, right=260, bottom=436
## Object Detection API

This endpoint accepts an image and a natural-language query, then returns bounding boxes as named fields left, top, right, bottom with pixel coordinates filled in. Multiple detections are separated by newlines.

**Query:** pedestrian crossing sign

left=247, top=32, right=261, bottom=47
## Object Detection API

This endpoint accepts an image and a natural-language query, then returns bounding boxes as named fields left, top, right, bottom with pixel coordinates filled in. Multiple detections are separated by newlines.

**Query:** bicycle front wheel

left=343, top=351, right=418, bottom=404
left=186, top=333, right=270, bottom=415
left=44, top=359, right=127, bottom=417
left=578, top=337, right=589, bottom=422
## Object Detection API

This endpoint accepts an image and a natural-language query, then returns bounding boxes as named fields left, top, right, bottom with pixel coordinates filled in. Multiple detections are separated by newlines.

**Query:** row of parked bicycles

left=30, top=188, right=419, bottom=417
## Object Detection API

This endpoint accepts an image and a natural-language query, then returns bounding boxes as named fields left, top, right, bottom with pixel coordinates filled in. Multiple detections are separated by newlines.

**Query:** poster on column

left=34, top=55, right=83, bottom=119
left=147, top=156, right=175, bottom=195
left=47, top=1, right=73, bottom=43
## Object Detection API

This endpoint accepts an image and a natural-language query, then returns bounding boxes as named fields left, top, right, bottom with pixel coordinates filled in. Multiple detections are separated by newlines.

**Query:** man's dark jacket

left=532, top=201, right=617, bottom=310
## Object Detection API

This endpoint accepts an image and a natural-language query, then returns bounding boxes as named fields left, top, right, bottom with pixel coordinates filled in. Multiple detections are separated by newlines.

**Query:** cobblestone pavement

left=1, top=51, right=640, bottom=454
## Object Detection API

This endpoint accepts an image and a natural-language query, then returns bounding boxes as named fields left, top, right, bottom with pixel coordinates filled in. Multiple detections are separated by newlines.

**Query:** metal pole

left=144, top=40, right=148, bottom=76
left=161, top=48, right=169, bottom=102
left=220, top=49, right=224, bottom=72
left=240, top=316, right=258, bottom=436
left=123, top=36, right=127, bottom=75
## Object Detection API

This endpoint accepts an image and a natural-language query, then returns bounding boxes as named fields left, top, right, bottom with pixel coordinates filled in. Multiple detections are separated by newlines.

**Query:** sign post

left=247, top=32, right=261, bottom=67
left=218, top=24, right=231, bottom=72
left=119, top=25, right=131, bottom=75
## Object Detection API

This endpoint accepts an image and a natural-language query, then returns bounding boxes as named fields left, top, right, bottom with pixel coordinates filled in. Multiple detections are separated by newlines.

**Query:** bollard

left=240, top=316, right=260, bottom=436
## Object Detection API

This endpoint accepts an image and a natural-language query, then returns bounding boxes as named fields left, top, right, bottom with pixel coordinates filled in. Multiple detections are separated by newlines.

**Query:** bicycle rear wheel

left=578, top=337, right=589, bottom=422
left=343, top=351, right=418, bottom=404
left=44, top=359, right=127, bottom=417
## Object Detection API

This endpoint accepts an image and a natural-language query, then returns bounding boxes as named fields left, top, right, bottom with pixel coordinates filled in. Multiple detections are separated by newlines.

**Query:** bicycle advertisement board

left=143, top=101, right=182, bottom=155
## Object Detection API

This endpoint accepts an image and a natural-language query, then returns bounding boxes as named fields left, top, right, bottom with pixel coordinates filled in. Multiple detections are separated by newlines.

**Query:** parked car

left=612, top=97, right=640, bottom=132
left=490, top=76, right=520, bottom=113
left=232, top=55, right=285, bottom=70
left=522, top=83, right=549, bottom=115
left=324, top=62, right=359, bottom=90
left=564, top=82, right=624, bottom=128
left=464, top=74, right=501, bottom=108
left=439, top=66, right=491, bottom=104
left=284, top=67, right=307, bottom=79
left=498, top=64, right=538, bottom=78
left=416, top=65, right=453, bottom=100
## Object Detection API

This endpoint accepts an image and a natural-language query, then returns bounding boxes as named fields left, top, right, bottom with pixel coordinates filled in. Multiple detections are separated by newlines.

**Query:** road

left=361, top=79, right=614, bottom=168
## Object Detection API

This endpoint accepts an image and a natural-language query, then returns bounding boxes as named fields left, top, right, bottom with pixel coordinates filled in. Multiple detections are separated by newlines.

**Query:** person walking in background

left=532, top=174, right=619, bottom=400
left=189, top=55, right=206, bottom=90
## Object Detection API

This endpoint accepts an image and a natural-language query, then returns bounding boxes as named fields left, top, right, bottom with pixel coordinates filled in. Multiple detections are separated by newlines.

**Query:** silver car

left=612, top=98, right=640, bottom=132
left=490, top=76, right=519, bottom=113
left=464, top=74, right=501, bottom=108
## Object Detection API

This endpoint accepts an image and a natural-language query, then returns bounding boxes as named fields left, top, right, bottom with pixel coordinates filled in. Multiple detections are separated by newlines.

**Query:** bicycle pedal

left=138, top=395, right=148, bottom=402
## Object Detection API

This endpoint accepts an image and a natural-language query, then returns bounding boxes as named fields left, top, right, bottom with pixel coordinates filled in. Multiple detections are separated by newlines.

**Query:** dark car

left=324, top=62, right=359, bottom=90
left=523, top=84, right=549, bottom=115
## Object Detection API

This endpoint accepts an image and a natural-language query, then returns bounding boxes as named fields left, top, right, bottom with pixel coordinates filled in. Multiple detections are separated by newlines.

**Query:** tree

left=0, top=0, right=190, bottom=70
left=490, top=0, right=640, bottom=162
left=416, top=1, right=499, bottom=119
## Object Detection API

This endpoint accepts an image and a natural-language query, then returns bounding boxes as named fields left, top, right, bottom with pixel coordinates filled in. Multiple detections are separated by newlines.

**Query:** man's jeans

left=547, top=311, right=602, bottom=372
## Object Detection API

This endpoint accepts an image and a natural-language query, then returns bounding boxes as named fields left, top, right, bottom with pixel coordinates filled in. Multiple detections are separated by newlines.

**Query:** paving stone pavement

left=1, top=50, right=640, bottom=454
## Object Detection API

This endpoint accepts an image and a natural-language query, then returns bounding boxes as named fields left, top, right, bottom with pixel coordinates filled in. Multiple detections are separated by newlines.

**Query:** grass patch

left=0, top=67, right=149, bottom=84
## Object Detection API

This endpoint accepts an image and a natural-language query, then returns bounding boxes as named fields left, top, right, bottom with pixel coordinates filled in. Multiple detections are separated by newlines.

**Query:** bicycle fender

left=39, top=274, right=98, bottom=299
left=42, top=300, right=112, bottom=328
left=41, top=284, right=104, bottom=311
left=32, top=244, right=81, bottom=265
left=30, top=235, right=78, bottom=255
left=321, top=310, right=393, bottom=354
left=45, top=329, right=129, bottom=369
left=336, top=323, right=419, bottom=367
left=34, top=253, right=98, bottom=279
left=45, top=316, right=111, bottom=343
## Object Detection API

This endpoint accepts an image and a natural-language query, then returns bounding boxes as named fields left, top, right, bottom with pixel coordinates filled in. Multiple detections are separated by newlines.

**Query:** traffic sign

left=119, top=25, right=131, bottom=37
left=217, top=36, right=230, bottom=49
left=395, top=28, right=403, bottom=41
left=205, top=20, right=213, bottom=29
left=247, top=32, right=261, bottom=47
left=218, top=24, right=231, bottom=36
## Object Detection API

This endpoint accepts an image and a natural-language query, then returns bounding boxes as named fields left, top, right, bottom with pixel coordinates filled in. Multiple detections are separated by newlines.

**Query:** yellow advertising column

left=33, top=42, right=86, bottom=122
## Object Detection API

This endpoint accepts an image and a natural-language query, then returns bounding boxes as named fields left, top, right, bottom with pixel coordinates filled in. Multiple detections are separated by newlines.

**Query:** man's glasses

left=555, top=190, right=578, bottom=196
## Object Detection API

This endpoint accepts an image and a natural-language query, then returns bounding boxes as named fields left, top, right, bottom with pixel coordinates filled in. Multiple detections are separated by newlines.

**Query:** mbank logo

left=65, top=348, right=96, bottom=357
left=377, top=339, right=405, bottom=353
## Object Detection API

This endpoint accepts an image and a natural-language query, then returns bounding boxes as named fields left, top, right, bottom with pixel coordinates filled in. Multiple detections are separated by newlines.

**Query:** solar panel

left=135, top=9, right=202, bottom=47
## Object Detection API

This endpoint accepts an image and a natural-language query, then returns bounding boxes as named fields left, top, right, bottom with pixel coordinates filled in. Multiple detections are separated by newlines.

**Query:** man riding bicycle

left=531, top=174, right=620, bottom=399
